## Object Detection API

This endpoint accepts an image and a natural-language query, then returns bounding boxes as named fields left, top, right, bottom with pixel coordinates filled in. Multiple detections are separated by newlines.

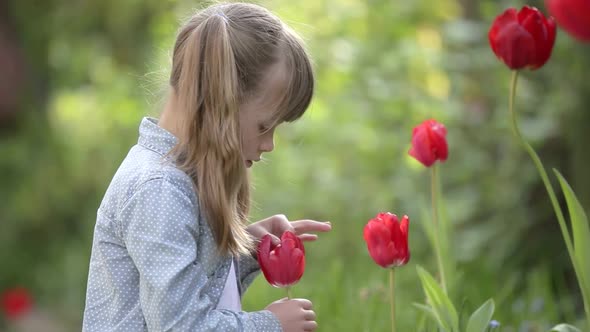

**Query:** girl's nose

left=260, top=134, right=275, bottom=153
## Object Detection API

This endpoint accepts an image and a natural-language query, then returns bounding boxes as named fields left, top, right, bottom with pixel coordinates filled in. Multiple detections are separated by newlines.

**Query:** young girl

left=82, top=3, right=331, bottom=331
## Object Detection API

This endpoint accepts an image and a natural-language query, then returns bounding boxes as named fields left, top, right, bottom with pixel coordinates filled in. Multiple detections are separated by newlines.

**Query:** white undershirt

left=216, top=261, right=242, bottom=311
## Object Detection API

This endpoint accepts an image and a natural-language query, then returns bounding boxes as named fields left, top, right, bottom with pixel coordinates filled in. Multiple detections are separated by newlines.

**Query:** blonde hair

left=169, top=3, right=314, bottom=256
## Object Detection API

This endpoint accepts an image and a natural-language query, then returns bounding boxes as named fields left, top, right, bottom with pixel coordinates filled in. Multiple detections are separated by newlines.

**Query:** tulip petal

left=389, top=216, right=402, bottom=244
left=364, top=221, right=392, bottom=266
left=381, top=242, right=399, bottom=268
left=382, top=212, right=398, bottom=230
left=268, top=231, right=306, bottom=287
left=409, top=119, right=448, bottom=166
left=547, top=0, right=590, bottom=42
left=369, top=233, right=396, bottom=268
left=428, top=119, right=447, bottom=136
left=428, top=120, right=449, bottom=161
left=400, top=215, right=410, bottom=239
left=257, top=235, right=277, bottom=286
left=389, top=215, right=408, bottom=265
left=537, top=17, right=557, bottom=68
left=489, top=6, right=557, bottom=70
left=518, top=7, right=543, bottom=64
left=364, top=220, right=392, bottom=248
left=518, top=6, right=556, bottom=69
left=268, top=250, right=283, bottom=287
left=294, top=232, right=305, bottom=255
left=286, top=247, right=305, bottom=285
left=409, top=128, right=436, bottom=166
left=517, top=5, right=542, bottom=25
left=489, top=8, right=519, bottom=56
left=494, top=21, right=536, bottom=69
left=364, top=213, right=411, bottom=268
left=399, top=216, right=410, bottom=265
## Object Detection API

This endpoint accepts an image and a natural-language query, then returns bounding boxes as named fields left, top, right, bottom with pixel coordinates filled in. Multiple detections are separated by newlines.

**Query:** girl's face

left=239, top=62, right=287, bottom=168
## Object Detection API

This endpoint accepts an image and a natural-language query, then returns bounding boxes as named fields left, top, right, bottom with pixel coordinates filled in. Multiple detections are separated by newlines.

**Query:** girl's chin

left=245, top=160, right=253, bottom=168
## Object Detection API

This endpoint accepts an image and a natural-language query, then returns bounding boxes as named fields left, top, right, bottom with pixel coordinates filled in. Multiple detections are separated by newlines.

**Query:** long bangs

left=268, top=32, right=315, bottom=126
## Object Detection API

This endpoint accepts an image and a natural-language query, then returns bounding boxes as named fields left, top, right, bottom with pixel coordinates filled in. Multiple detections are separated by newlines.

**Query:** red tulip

left=546, top=0, right=590, bottom=42
left=408, top=119, right=448, bottom=167
left=488, top=6, right=556, bottom=70
left=363, top=213, right=410, bottom=268
left=1, top=287, right=33, bottom=320
left=257, top=231, right=305, bottom=288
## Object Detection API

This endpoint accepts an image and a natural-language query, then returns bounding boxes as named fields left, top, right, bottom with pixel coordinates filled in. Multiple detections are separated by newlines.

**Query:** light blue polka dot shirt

left=82, top=117, right=282, bottom=331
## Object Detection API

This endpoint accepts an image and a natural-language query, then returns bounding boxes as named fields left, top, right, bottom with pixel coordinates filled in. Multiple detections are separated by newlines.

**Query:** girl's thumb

left=269, top=234, right=281, bottom=245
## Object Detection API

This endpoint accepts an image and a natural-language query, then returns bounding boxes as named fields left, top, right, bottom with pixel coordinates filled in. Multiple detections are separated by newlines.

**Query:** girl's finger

left=268, top=233, right=281, bottom=245
left=303, top=309, right=316, bottom=321
left=294, top=298, right=313, bottom=309
left=298, top=234, right=318, bottom=242
left=303, top=320, right=318, bottom=331
left=291, top=220, right=332, bottom=233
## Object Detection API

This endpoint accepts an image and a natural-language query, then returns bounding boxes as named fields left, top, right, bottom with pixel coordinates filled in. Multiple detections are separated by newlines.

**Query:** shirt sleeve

left=119, top=176, right=282, bottom=332
left=237, top=251, right=262, bottom=294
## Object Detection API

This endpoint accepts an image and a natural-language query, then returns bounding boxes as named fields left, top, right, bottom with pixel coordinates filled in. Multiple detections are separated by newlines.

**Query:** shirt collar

left=137, top=117, right=178, bottom=156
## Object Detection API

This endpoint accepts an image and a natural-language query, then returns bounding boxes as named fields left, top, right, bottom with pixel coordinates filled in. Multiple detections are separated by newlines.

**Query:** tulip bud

left=257, top=231, right=306, bottom=288
left=546, top=0, right=590, bottom=43
left=1, top=287, right=33, bottom=320
left=408, top=119, right=448, bottom=167
left=488, top=6, right=556, bottom=70
left=363, top=213, right=410, bottom=269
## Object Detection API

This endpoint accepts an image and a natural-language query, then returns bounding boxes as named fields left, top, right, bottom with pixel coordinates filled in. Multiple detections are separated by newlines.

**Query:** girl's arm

left=120, top=175, right=281, bottom=332
left=236, top=250, right=262, bottom=295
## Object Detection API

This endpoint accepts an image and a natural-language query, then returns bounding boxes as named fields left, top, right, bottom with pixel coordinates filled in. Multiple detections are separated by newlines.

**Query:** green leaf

left=465, top=299, right=495, bottom=332
left=419, top=205, right=453, bottom=293
left=420, top=207, right=437, bottom=252
left=416, top=265, right=459, bottom=332
left=413, top=303, right=445, bottom=329
left=550, top=323, right=582, bottom=332
left=434, top=166, right=455, bottom=291
left=554, top=170, right=590, bottom=297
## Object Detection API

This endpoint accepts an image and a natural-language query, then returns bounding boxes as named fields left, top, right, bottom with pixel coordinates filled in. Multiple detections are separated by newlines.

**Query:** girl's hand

left=266, top=298, right=317, bottom=332
left=246, top=214, right=332, bottom=245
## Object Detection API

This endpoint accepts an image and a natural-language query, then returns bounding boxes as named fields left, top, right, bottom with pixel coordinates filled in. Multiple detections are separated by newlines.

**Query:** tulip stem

left=431, top=166, right=439, bottom=228
left=389, top=268, right=396, bottom=332
left=508, top=70, right=590, bottom=328
left=431, top=165, right=447, bottom=294
left=286, top=287, right=292, bottom=299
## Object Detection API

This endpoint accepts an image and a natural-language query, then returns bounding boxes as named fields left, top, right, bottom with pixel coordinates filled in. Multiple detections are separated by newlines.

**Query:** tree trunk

left=0, top=1, right=25, bottom=128
left=0, top=0, right=52, bottom=131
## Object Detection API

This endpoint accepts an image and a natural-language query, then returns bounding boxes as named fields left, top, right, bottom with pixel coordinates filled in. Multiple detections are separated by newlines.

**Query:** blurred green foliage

left=1, top=0, right=589, bottom=330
